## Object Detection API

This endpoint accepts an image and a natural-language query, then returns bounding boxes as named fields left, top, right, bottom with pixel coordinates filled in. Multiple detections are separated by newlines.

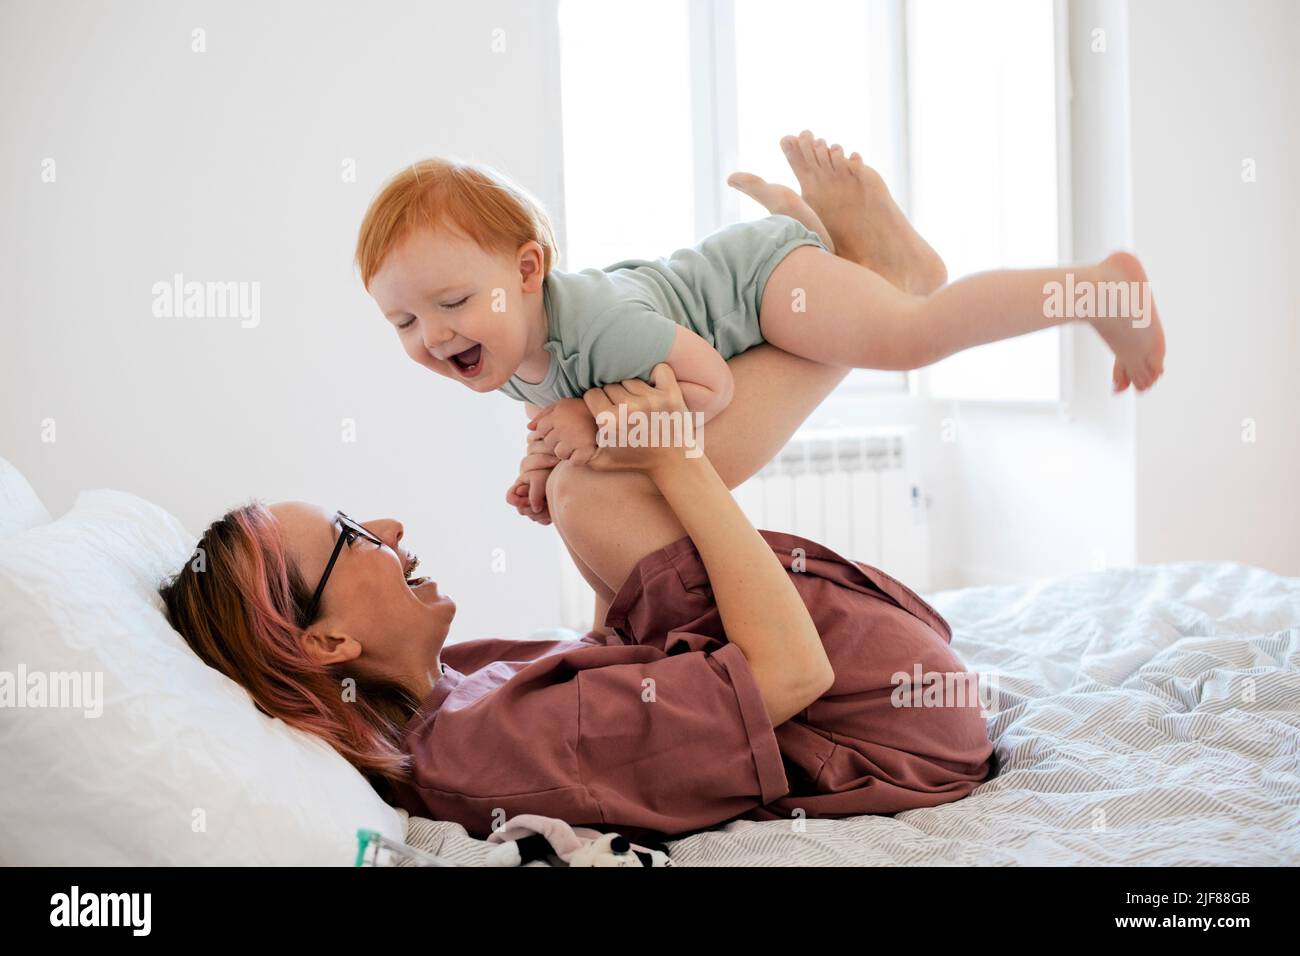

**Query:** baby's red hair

left=355, top=158, right=558, bottom=289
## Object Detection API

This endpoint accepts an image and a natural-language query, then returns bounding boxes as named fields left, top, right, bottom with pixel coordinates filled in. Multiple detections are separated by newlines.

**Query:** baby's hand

left=507, top=434, right=560, bottom=524
left=529, top=397, right=599, bottom=465
left=506, top=467, right=553, bottom=525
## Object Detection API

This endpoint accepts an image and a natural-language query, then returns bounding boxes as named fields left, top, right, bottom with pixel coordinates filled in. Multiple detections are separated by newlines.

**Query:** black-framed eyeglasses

left=302, top=511, right=384, bottom=625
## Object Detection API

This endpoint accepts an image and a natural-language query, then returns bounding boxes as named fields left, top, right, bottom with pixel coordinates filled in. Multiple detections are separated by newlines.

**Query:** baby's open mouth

left=449, top=344, right=483, bottom=378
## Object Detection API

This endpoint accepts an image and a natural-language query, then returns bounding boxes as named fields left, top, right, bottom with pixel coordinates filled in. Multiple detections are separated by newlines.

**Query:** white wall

left=0, top=0, right=569, bottom=639
left=1127, top=0, right=1300, bottom=574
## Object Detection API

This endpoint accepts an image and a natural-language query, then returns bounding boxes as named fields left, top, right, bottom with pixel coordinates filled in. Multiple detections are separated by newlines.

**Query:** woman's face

left=269, top=501, right=454, bottom=694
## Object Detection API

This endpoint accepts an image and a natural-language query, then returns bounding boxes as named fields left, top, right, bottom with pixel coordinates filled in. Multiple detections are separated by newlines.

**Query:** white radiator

left=733, top=426, right=931, bottom=589
left=556, top=426, right=931, bottom=631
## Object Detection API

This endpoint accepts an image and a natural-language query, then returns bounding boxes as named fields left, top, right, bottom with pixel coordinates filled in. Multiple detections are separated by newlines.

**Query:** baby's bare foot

left=1087, top=251, right=1166, bottom=392
left=781, top=129, right=947, bottom=294
left=726, top=171, right=836, bottom=253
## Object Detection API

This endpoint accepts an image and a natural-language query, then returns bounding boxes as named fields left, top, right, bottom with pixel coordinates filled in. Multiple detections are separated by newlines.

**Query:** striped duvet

left=399, top=561, right=1300, bottom=866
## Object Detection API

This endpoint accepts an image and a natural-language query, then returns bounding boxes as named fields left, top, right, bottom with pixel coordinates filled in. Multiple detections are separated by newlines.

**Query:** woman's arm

left=552, top=366, right=833, bottom=727
left=648, top=449, right=833, bottom=726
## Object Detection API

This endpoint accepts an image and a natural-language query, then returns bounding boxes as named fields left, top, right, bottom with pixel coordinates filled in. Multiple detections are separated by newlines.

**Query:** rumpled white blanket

left=400, top=561, right=1300, bottom=866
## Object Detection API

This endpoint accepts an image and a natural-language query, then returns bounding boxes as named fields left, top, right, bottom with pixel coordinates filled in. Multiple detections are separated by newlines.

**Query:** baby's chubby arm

left=576, top=303, right=733, bottom=423
left=662, top=325, right=734, bottom=423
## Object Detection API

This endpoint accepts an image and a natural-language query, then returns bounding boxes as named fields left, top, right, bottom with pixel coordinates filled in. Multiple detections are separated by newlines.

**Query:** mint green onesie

left=497, top=214, right=827, bottom=406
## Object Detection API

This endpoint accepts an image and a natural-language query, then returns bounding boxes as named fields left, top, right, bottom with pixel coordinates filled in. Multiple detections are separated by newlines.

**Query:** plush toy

left=484, top=813, right=674, bottom=867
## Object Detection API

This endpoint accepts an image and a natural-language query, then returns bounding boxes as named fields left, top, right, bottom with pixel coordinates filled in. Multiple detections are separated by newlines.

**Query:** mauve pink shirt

left=390, top=530, right=995, bottom=841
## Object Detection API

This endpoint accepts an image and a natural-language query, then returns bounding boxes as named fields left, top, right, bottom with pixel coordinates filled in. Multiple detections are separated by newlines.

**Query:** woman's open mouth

left=405, top=574, right=439, bottom=601
left=404, top=554, right=433, bottom=593
left=404, top=558, right=430, bottom=590
left=449, top=344, right=483, bottom=379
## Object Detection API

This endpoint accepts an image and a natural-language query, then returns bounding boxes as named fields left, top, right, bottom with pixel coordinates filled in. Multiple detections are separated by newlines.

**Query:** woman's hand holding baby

left=510, top=366, right=699, bottom=519
left=582, top=364, right=698, bottom=477
left=528, top=397, right=600, bottom=466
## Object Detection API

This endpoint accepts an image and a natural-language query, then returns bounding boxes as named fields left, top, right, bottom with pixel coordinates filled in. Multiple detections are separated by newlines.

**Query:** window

left=907, top=0, right=1063, bottom=402
left=726, top=0, right=910, bottom=396
left=557, top=0, right=1064, bottom=404
left=555, top=0, right=696, bottom=271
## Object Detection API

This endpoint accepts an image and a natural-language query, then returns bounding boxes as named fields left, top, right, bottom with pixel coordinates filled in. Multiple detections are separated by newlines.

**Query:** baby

left=356, top=131, right=1165, bottom=515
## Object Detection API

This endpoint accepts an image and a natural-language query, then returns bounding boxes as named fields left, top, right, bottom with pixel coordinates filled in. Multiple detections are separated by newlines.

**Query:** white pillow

left=0, top=457, right=52, bottom=538
left=0, top=489, right=403, bottom=865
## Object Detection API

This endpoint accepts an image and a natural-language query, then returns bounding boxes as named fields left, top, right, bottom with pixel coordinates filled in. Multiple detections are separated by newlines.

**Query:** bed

left=2, top=457, right=1296, bottom=866
left=400, top=561, right=1300, bottom=865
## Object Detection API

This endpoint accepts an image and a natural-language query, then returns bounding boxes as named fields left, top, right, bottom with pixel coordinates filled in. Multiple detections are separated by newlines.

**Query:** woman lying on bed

left=160, top=343, right=995, bottom=842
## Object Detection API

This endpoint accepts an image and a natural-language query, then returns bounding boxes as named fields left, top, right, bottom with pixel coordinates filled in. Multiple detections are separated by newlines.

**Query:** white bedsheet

left=402, top=561, right=1300, bottom=866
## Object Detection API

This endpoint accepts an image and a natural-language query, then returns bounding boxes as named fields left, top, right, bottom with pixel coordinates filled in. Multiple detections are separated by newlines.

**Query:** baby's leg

left=726, top=172, right=836, bottom=254
left=731, top=129, right=947, bottom=295
left=783, top=131, right=948, bottom=295
left=760, top=246, right=1166, bottom=391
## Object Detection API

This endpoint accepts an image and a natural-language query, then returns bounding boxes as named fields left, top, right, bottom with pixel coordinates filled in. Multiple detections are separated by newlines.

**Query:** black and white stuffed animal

left=484, top=814, right=674, bottom=867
